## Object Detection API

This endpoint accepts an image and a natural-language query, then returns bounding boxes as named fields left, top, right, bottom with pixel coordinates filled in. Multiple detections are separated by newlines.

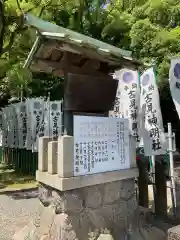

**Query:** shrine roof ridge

left=23, top=13, right=142, bottom=72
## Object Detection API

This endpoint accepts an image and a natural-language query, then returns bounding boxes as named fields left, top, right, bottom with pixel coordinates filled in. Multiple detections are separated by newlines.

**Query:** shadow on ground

left=0, top=163, right=36, bottom=187
left=0, top=163, right=38, bottom=200
left=5, top=188, right=38, bottom=200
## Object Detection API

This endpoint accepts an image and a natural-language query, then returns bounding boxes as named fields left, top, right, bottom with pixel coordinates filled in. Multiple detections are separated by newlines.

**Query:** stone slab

left=48, top=141, right=58, bottom=174
left=57, top=135, right=137, bottom=178
left=36, top=168, right=138, bottom=191
left=57, top=135, right=74, bottom=178
left=38, top=136, right=52, bottom=172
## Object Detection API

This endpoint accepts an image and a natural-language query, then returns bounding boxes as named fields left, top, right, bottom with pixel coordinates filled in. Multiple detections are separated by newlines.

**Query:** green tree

left=0, top=0, right=110, bottom=102
left=2, top=0, right=180, bottom=96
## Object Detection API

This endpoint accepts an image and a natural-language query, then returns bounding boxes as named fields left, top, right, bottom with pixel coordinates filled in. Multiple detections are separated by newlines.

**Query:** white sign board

left=73, top=116, right=130, bottom=176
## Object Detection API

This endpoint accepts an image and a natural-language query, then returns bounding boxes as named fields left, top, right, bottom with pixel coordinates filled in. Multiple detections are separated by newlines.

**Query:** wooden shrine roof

left=24, top=14, right=142, bottom=77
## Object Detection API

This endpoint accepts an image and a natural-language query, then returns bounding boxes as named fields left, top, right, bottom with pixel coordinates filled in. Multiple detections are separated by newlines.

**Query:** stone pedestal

left=37, top=179, right=137, bottom=239
left=13, top=135, right=167, bottom=240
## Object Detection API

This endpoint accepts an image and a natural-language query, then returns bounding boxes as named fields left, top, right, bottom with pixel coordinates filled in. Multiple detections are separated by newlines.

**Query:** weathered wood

left=64, top=73, right=118, bottom=111
left=137, top=159, right=149, bottom=208
left=63, top=109, right=73, bottom=136
left=155, top=158, right=167, bottom=218
left=34, top=58, right=110, bottom=77
left=32, top=48, right=119, bottom=77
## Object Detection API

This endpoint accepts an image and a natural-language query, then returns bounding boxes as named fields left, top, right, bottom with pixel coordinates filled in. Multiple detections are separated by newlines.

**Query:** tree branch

left=2, top=14, right=27, bottom=55
left=0, top=0, right=5, bottom=56
left=39, top=5, right=46, bottom=17
left=16, top=0, right=22, bottom=11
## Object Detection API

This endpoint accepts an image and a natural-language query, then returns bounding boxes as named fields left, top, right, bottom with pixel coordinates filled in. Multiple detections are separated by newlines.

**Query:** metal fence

left=1, top=147, right=38, bottom=176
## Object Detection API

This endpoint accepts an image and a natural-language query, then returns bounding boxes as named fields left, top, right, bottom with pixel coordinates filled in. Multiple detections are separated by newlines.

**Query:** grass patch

left=0, top=164, right=37, bottom=190
left=2, top=181, right=37, bottom=190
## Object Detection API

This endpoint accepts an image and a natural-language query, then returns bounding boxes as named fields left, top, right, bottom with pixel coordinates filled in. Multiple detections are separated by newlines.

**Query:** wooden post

left=63, top=53, right=74, bottom=136
left=137, top=159, right=149, bottom=208
left=63, top=109, right=73, bottom=136
left=155, top=158, right=167, bottom=218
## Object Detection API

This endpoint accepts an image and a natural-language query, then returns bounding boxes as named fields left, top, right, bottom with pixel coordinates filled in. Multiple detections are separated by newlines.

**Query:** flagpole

left=168, top=122, right=176, bottom=218
left=48, top=92, right=51, bottom=140
left=151, top=155, right=156, bottom=212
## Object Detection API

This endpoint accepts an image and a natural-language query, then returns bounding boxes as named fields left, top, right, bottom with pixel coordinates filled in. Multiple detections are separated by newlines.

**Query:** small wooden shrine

left=24, top=14, right=141, bottom=135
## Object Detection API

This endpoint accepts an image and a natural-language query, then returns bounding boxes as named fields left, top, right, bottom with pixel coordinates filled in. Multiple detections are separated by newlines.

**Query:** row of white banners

left=1, top=60, right=179, bottom=156
left=109, top=67, right=167, bottom=156
left=0, top=98, right=62, bottom=152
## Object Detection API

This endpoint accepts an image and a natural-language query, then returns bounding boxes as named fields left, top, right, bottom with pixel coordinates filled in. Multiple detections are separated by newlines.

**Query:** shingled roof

left=24, top=14, right=142, bottom=76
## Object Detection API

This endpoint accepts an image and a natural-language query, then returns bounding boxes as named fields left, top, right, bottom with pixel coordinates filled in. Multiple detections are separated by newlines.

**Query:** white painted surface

left=73, top=116, right=130, bottom=176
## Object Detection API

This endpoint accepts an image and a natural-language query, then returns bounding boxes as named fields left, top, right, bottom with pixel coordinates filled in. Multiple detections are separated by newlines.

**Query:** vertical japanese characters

left=109, top=69, right=140, bottom=144
left=169, top=59, right=180, bottom=121
left=140, top=68, right=165, bottom=156
left=0, top=98, right=63, bottom=152
left=16, top=102, right=27, bottom=149
left=110, top=67, right=166, bottom=156
left=73, top=116, right=130, bottom=176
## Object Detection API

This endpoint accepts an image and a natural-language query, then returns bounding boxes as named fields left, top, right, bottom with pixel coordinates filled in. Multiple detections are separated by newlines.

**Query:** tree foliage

left=1, top=0, right=180, bottom=144
left=1, top=0, right=180, bottom=98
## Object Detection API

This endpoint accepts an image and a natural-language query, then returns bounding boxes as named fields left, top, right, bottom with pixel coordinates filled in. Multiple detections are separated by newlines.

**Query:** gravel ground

left=0, top=189, right=39, bottom=240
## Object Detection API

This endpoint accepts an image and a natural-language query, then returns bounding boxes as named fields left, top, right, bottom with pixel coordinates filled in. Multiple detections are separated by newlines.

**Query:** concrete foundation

left=37, top=179, right=137, bottom=239
left=13, top=136, right=167, bottom=240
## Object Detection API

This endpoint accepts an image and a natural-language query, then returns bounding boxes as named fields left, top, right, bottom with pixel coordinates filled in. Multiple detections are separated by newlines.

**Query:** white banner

left=16, top=102, right=27, bottom=149
left=32, top=98, right=44, bottom=152
left=0, top=112, right=3, bottom=146
left=1, top=98, right=63, bottom=151
left=109, top=69, right=140, bottom=143
left=38, top=100, right=62, bottom=139
left=7, top=105, right=15, bottom=148
left=2, top=107, right=8, bottom=147
left=49, top=101, right=62, bottom=139
left=11, top=104, right=18, bottom=148
left=26, top=99, right=34, bottom=150
left=169, top=58, right=180, bottom=119
left=140, top=67, right=165, bottom=156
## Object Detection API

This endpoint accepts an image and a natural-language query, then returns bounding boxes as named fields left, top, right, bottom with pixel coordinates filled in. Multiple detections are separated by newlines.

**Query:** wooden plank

left=137, top=159, right=149, bottom=208
left=155, top=158, right=167, bottom=218
left=64, top=73, right=117, bottom=111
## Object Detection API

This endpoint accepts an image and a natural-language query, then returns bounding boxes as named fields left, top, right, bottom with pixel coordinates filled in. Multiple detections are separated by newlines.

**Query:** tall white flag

left=140, top=67, right=165, bottom=156
left=109, top=68, right=140, bottom=143
left=169, top=58, right=180, bottom=119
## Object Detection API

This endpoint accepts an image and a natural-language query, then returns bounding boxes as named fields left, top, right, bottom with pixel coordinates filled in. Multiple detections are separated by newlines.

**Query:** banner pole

left=168, top=122, right=176, bottom=218
left=151, top=155, right=156, bottom=212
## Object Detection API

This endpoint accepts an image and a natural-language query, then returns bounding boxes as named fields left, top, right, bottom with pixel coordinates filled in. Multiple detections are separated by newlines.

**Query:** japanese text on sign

left=143, top=84, right=162, bottom=151
left=73, top=116, right=130, bottom=176
left=109, top=69, right=140, bottom=144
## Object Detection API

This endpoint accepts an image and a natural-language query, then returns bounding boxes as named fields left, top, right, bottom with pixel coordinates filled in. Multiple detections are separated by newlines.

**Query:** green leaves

left=2, top=0, right=180, bottom=100
left=6, top=64, right=33, bottom=96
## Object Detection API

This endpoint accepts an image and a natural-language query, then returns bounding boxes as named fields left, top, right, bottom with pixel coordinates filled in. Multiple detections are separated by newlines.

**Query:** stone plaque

left=73, top=116, right=130, bottom=176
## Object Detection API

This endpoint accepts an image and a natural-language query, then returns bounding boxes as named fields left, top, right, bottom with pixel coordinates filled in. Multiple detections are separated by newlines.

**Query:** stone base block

left=13, top=178, right=167, bottom=240
left=36, top=168, right=138, bottom=191
left=38, top=137, right=52, bottom=172
left=48, top=141, right=58, bottom=174
left=15, top=178, right=138, bottom=240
